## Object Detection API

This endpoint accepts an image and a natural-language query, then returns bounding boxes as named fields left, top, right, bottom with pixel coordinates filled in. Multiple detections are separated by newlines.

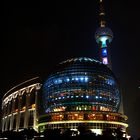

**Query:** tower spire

left=95, top=0, right=113, bottom=69
left=99, top=0, right=106, bottom=27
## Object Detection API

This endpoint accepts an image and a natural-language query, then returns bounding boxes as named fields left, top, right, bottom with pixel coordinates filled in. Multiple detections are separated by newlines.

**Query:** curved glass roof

left=59, top=57, right=102, bottom=65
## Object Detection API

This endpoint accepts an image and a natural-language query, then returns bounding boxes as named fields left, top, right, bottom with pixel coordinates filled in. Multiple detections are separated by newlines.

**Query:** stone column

left=2, top=105, right=6, bottom=131
left=1, top=118, right=5, bottom=132
left=24, top=88, right=30, bottom=128
left=16, top=93, right=22, bottom=131
left=33, top=90, right=38, bottom=130
left=10, top=99, right=15, bottom=130
left=5, top=102, right=10, bottom=131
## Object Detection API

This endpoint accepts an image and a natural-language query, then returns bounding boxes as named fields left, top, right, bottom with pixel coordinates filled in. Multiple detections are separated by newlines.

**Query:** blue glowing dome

left=95, top=27, right=113, bottom=43
left=42, top=57, right=120, bottom=114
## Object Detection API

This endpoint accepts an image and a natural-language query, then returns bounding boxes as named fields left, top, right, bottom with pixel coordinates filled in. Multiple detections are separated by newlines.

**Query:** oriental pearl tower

left=95, top=0, right=113, bottom=69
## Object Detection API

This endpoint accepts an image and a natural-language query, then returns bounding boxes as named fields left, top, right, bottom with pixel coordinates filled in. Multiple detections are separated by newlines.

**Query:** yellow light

left=32, top=104, right=36, bottom=109
left=38, top=120, right=128, bottom=128
left=22, top=106, right=26, bottom=109
left=91, top=129, right=102, bottom=135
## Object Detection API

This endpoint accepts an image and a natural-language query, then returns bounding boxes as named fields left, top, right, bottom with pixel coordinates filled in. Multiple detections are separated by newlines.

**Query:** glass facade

left=43, top=57, right=120, bottom=114
left=1, top=58, right=128, bottom=133
left=39, top=57, right=128, bottom=132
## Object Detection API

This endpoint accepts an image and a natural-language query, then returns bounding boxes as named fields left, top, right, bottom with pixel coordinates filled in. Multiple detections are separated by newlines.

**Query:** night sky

left=1, top=0, right=140, bottom=139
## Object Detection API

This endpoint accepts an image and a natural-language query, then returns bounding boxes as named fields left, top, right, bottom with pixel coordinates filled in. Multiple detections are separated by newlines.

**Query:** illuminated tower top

left=95, top=0, right=113, bottom=69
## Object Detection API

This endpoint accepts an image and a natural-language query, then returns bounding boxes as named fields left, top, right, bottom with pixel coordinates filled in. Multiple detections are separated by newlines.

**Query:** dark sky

left=1, top=0, right=140, bottom=139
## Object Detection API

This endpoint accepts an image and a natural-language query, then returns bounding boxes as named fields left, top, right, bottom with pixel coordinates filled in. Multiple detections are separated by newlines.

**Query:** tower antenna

left=99, top=0, right=106, bottom=27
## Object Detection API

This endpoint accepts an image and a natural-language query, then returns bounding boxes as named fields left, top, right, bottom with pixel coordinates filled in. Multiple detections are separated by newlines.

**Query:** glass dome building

left=38, top=57, right=128, bottom=134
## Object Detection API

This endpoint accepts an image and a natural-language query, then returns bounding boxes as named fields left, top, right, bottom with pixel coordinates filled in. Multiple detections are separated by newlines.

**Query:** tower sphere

left=42, top=57, right=121, bottom=114
left=95, top=27, right=113, bottom=44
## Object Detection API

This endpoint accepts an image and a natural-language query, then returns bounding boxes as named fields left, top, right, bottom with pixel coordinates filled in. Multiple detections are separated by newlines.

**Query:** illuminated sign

left=102, top=57, right=108, bottom=65
left=101, top=48, right=107, bottom=57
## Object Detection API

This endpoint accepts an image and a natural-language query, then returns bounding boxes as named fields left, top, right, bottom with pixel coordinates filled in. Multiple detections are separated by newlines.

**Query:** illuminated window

left=100, top=36, right=107, bottom=48
left=102, top=57, right=108, bottom=64
left=95, top=96, right=99, bottom=99
left=106, top=79, right=114, bottom=85
left=86, top=95, right=89, bottom=98
left=92, top=106, right=97, bottom=111
left=66, top=78, right=70, bottom=82
left=101, top=48, right=107, bottom=56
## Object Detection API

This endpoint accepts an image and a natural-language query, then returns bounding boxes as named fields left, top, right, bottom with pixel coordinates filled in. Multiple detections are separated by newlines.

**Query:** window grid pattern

left=43, top=58, right=120, bottom=114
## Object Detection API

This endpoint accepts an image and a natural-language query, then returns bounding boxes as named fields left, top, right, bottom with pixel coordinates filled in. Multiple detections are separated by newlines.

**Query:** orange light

left=32, top=104, right=36, bottom=109
left=74, top=114, right=78, bottom=116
